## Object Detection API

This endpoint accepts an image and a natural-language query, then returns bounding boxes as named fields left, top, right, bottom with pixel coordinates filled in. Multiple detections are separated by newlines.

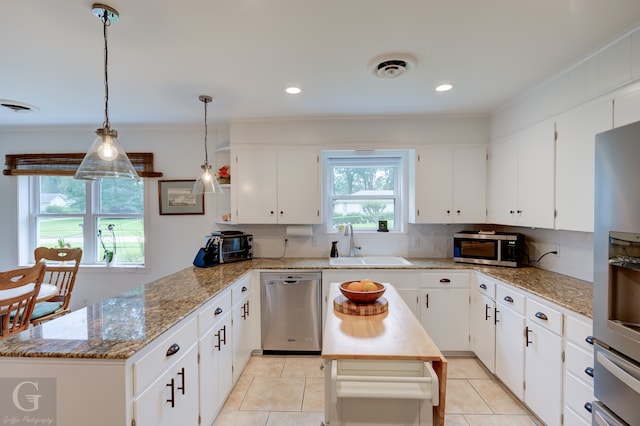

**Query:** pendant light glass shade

left=75, top=128, right=138, bottom=179
left=192, top=95, right=223, bottom=194
left=75, top=4, right=138, bottom=181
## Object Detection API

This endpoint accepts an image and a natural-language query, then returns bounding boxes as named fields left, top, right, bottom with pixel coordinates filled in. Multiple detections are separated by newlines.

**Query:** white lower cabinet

left=232, top=274, right=255, bottom=384
left=133, top=342, right=199, bottom=426
left=523, top=297, right=564, bottom=426
left=199, top=289, right=233, bottom=426
left=419, top=271, right=470, bottom=352
left=563, top=314, right=594, bottom=425
left=471, top=274, right=496, bottom=372
left=494, top=283, right=525, bottom=400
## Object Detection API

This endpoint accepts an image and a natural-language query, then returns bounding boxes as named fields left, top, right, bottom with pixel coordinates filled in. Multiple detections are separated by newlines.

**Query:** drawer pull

left=166, top=343, right=180, bottom=357
left=214, top=307, right=223, bottom=315
left=479, top=283, right=487, bottom=289
left=584, top=402, right=593, bottom=413
left=585, top=335, right=594, bottom=345
left=242, top=286, right=248, bottom=293
left=425, top=293, right=429, bottom=309
left=525, top=326, right=533, bottom=347
left=439, top=278, right=451, bottom=283
left=166, top=378, right=175, bottom=407
left=503, top=296, right=514, bottom=303
left=585, top=367, right=594, bottom=377
left=177, top=367, right=185, bottom=395
left=535, top=312, right=548, bottom=321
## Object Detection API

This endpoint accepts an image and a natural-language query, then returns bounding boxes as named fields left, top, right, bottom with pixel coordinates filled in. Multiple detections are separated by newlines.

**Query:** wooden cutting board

left=333, top=295, right=388, bottom=316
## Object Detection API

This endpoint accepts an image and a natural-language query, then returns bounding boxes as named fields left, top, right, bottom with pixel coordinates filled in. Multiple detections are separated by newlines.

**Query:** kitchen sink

left=329, top=256, right=412, bottom=266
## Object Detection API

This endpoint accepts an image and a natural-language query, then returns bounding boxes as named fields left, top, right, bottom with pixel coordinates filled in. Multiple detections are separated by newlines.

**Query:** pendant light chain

left=203, top=97, right=209, bottom=165
left=102, top=10, right=111, bottom=130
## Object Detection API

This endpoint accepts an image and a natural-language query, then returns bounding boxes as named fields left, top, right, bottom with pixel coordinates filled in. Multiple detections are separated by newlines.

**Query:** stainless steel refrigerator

left=593, top=120, right=640, bottom=425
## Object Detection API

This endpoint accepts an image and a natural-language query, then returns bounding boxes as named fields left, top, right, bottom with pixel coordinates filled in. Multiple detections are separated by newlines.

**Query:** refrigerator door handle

left=597, top=350, right=640, bottom=394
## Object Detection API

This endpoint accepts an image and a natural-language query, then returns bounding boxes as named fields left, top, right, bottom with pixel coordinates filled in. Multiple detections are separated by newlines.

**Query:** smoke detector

left=0, top=99, right=38, bottom=113
left=369, top=53, right=418, bottom=79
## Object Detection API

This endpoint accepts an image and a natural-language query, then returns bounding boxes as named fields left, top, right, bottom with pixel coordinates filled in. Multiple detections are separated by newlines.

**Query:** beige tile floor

left=213, top=355, right=542, bottom=426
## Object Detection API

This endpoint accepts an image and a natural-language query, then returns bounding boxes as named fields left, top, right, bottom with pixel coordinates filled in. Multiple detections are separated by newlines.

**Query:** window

left=30, top=176, right=145, bottom=265
left=324, top=150, right=407, bottom=232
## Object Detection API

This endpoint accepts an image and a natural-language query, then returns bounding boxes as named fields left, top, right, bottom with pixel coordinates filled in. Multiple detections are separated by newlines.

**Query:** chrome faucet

left=344, top=224, right=361, bottom=256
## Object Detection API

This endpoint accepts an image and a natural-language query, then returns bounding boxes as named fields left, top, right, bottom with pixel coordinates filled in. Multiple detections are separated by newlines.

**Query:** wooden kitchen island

left=322, top=282, right=447, bottom=426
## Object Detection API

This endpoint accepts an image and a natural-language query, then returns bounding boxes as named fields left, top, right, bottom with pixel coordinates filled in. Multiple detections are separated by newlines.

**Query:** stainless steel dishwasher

left=261, top=272, right=322, bottom=354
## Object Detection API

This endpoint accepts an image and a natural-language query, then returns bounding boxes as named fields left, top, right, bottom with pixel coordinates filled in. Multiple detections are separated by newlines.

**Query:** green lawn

left=38, top=217, right=145, bottom=263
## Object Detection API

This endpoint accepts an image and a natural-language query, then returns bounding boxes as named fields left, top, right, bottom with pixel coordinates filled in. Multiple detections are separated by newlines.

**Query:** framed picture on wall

left=158, top=180, right=204, bottom=215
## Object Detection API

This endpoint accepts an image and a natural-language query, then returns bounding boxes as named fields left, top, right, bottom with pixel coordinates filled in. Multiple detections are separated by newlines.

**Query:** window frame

left=323, top=150, right=408, bottom=233
left=25, top=176, right=147, bottom=267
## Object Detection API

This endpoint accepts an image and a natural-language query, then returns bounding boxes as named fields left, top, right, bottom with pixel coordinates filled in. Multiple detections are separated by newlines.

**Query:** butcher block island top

left=322, top=282, right=448, bottom=425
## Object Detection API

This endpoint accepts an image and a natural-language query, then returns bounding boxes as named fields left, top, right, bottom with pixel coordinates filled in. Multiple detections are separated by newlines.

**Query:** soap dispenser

left=330, top=241, right=339, bottom=258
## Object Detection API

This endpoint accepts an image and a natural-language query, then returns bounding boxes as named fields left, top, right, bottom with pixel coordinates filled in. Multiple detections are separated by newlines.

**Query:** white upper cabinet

left=488, top=120, right=555, bottom=228
left=613, top=85, right=640, bottom=128
left=233, top=148, right=321, bottom=224
left=555, top=99, right=612, bottom=232
left=411, top=145, right=486, bottom=224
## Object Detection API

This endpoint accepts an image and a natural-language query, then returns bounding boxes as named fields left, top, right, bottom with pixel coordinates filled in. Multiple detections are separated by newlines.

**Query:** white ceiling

left=2, top=0, right=640, bottom=128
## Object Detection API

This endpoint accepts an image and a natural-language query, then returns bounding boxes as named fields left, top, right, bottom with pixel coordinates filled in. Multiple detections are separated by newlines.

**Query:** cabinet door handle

left=446, top=210, right=451, bottom=214
left=585, top=335, right=594, bottom=345
left=485, top=304, right=491, bottom=320
left=270, top=210, right=275, bottom=215
left=456, top=210, right=461, bottom=214
left=504, top=296, right=514, bottom=303
left=439, top=278, right=450, bottom=283
left=479, top=283, right=487, bottom=289
left=494, top=307, right=500, bottom=324
left=510, top=210, right=515, bottom=214
left=166, top=343, right=180, bottom=357
left=177, top=367, right=185, bottom=395
left=280, top=211, right=284, bottom=215
left=214, top=330, right=221, bottom=350
left=214, top=307, right=223, bottom=315
left=517, top=210, right=523, bottom=214
left=166, top=378, right=175, bottom=407
left=585, top=366, right=594, bottom=377
left=535, top=312, right=548, bottom=321
left=525, top=326, right=533, bottom=347
left=425, top=293, right=429, bottom=309
left=221, top=325, right=227, bottom=346
left=584, top=402, right=593, bottom=413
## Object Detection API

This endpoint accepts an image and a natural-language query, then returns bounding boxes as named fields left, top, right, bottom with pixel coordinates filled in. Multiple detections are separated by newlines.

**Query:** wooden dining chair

left=31, top=247, right=83, bottom=326
left=0, top=262, right=46, bottom=338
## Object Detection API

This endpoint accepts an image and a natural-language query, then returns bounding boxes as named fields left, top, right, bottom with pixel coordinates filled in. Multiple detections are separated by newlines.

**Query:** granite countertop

left=0, top=258, right=592, bottom=360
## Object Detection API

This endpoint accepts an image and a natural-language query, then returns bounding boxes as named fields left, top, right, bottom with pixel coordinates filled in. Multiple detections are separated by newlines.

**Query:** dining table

left=0, top=283, right=59, bottom=305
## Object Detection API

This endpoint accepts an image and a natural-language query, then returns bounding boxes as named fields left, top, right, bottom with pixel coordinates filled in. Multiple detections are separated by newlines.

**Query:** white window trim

left=18, top=176, right=148, bottom=268
left=323, top=149, right=409, bottom=234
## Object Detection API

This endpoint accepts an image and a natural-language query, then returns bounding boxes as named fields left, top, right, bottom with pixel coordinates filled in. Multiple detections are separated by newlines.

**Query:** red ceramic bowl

left=339, top=281, right=386, bottom=303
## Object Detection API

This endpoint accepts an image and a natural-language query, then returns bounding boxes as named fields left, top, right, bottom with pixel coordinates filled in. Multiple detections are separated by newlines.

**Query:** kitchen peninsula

left=0, top=258, right=592, bottom=425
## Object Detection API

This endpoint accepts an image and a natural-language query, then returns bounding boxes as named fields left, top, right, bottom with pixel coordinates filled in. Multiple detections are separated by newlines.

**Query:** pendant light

left=75, top=4, right=138, bottom=180
left=192, top=95, right=223, bottom=194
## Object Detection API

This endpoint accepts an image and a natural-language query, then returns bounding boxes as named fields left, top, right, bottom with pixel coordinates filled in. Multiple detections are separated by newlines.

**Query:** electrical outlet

left=411, top=235, right=420, bottom=247
left=552, top=244, right=560, bottom=256
left=312, top=235, right=318, bottom=246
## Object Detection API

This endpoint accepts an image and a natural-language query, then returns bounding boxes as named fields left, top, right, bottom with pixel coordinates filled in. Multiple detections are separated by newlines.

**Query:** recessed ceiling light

left=435, top=84, right=453, bottom=92
left=285, top=87, right=301, bottom=95
left=0, top=99, right=39, bottom=113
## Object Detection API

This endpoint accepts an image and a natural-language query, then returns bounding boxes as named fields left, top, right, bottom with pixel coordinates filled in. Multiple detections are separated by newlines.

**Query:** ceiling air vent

left=369, top=53, right=418, bottom=79
left=0, top=100, right=38, bottom=113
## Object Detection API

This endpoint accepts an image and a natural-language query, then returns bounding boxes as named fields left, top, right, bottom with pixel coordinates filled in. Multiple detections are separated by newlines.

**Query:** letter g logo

left=12, top=381, right=42, bottom=412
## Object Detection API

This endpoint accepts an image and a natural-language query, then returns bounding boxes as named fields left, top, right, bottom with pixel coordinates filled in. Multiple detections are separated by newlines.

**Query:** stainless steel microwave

left=453, top=231, right=524, bottom=267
